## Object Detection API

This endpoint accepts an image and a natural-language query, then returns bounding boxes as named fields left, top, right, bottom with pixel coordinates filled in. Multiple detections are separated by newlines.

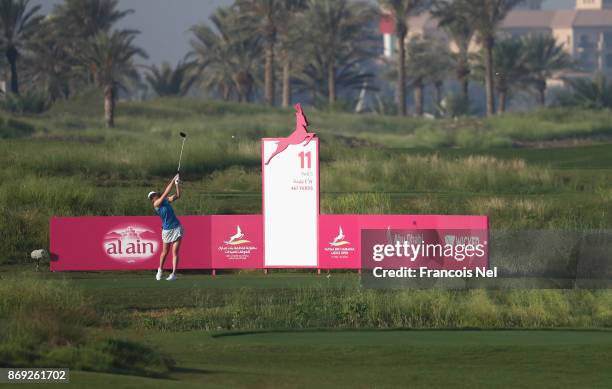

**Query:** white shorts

left=162, top=225, right=184, bottom=243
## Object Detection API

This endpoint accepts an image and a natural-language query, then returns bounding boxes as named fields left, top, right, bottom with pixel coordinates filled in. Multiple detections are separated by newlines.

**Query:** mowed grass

left=21, top=329, right=612, bottom=389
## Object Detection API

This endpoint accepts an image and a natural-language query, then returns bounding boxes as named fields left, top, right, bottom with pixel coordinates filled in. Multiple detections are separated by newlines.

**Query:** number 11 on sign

left=299, top=151, right=311, bottom=169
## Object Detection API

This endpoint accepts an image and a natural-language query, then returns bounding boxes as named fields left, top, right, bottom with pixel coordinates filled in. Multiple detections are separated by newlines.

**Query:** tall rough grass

left=322, top=154, right=554, bottom=194
left=322, top=193, right=391, bottom=214
left=130, top=287, right=612, bottom=332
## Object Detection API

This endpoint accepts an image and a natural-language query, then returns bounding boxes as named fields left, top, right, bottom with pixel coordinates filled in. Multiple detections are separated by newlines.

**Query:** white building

left=380, top=0, right=612, bottom=77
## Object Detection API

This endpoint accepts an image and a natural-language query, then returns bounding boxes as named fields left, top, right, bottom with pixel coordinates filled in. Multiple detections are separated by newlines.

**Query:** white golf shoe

left=155, top=268, right=163, bottom=281
left=166, top=273, right=176, bottom=281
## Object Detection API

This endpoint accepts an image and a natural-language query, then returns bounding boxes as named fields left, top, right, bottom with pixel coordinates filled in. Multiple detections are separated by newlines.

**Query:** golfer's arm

left=154, top=179, right=176, bottom=207
left=167, top=180, right=181, bottom=203
left=174, top=181, right=181, bottom=200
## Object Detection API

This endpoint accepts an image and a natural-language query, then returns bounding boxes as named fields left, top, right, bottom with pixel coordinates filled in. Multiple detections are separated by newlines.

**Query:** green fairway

left=29, top=270, right=356, bottom=310
left=25, top=329, right=612, bottom=389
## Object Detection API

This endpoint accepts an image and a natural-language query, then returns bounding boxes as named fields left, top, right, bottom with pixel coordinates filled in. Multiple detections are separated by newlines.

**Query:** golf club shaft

left=177, top=137, right=186, bottom=173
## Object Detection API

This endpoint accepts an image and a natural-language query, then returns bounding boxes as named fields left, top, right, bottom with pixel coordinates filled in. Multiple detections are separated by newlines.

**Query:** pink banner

left=319, top=215, right=361, bottom=269
left=317, top=215, right=488, bottom=270
left=50, top=214, right=487, bottom=271
left=210, top=215, right=263, bottom=269
left=50, top=216, right=211, bottom=271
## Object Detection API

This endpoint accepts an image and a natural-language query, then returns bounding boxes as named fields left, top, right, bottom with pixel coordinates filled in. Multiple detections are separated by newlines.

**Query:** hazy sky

left=33, top=0, right=233, bottom=66
left=33, top=0, right=573, bottom=66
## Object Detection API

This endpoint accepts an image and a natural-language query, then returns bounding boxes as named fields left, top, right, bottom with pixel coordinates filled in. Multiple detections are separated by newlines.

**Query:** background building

left=380, top=0, right=612, bottom=78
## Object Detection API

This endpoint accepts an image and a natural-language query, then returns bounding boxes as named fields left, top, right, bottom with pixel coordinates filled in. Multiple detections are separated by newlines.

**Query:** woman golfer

left=148, top=174, right=183, bottom=281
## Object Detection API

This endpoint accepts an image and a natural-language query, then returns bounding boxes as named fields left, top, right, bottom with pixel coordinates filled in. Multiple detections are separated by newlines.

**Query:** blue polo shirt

left=155, top=199, right=180, bottom=230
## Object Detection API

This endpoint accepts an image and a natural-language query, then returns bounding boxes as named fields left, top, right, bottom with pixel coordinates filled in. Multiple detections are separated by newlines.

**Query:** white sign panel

left=262, top=138, right=319, bottom=267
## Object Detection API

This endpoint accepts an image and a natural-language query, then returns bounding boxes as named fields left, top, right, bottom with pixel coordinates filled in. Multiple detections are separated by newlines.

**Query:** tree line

left=0, top=0, right=609, bottom=127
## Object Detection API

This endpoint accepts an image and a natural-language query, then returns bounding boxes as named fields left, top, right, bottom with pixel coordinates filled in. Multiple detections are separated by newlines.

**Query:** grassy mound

left=0, top=275, right=174, bottom=376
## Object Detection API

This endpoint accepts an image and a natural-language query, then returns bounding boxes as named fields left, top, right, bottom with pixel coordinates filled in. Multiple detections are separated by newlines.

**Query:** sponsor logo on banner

left=325, top=225, right=355, bottom=259
left=386, top=227, right=424, bottom=247
left=218, top=225, right=258, bottom=260
left=223, top=225, right=250, bottom=245
left=444, top=234, right=482, bottom=246
left=103, top=224, right=159, bottom=263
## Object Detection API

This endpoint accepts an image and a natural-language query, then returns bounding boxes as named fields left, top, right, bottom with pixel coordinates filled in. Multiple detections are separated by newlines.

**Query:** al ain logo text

left=103, top=225, right=159, bottom=263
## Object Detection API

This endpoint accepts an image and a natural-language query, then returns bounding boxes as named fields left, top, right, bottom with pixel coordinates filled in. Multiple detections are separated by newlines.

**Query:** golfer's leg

left=159, top=242, right=170, bottom=269
left=171, top=239, right=181, bottom=274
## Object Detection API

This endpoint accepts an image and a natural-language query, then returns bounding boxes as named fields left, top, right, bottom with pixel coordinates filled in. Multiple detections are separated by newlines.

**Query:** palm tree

left=52, top=0, right=133, bottom=39
left=78, top=30, right=147, bottom=127
left=189, top=7, right=262, bottom=102
left=428, top=44, right=453, bottom=111
left=522, top=34, right=572, bottom=106
left=301, top=0, right=374, bottom=106
left=293, top=50, right=376, bottom=105
left=456, top=0, right=523, bottom=116
left=26, top=16, right=73, bottom=101
left=557, top=74, right=612, bottom=110
left=405, top=39, right=428, bottom=116
left=236, top=0, right=297, bottom=106
left=145, top=61, right=196, bottom=97
left=377, top=0, right=430, bottom=116
left=404, top=37, right=451, bottom=116
left=52, top=0, right=133, bottom=85
left=490, top=38, right=528, bottom=113
left=276, top=0, right=307, bottom=108
left=189, top=21, right=234, bottom=101
left=432, top=0, right=475, bottom=103
left=0, top=0, right=42, bottom=95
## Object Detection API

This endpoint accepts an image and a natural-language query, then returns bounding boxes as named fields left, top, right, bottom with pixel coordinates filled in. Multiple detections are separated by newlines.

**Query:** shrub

left=554, top=75, right=612, bottom=110
left=0, top=117, right=36, bottom=139
left=2, top=91, right=51, bottom=114
left=40, top=339, right=174, bottom=377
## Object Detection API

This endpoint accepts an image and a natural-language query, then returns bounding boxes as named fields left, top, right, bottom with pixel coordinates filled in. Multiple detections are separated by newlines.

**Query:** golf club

left=177, top=131, right=187, bottom=174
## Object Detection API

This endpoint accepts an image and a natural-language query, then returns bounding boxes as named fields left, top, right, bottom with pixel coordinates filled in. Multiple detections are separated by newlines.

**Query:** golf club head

left=180, top=132, right=187, bottom=138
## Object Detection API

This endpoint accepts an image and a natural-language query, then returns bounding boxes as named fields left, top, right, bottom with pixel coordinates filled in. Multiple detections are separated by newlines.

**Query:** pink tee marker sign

left=262, top=104, right=319, bottom=268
